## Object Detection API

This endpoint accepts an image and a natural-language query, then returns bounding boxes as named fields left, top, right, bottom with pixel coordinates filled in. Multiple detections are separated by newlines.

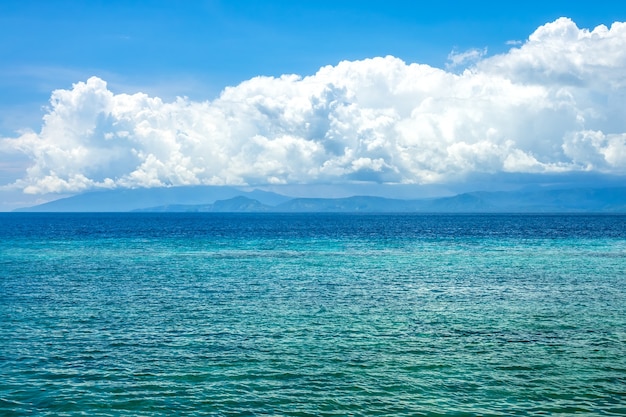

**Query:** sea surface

left=1, top=213, right=625, bottom=416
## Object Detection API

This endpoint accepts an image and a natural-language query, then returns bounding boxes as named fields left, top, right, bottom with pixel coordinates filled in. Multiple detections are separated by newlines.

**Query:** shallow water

left=1, top=213, right=625, bottom=416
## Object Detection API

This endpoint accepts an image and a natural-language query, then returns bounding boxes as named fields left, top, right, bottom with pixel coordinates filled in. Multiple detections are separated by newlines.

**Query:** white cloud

left=446, top=47, right=487, bottom=69
left=2, top=17, right=626, bottom=194
left=562, top=130, right=626, bottom=171
left=479, top=18, right=626, bottom=90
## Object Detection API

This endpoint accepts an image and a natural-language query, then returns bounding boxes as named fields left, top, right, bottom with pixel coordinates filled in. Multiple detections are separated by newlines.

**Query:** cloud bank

left=2, top=17, right=626, bottom=194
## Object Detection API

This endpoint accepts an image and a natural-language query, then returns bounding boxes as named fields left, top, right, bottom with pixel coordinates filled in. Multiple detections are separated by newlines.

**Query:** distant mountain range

left=14, top=186, right=290, bottom=212
left=13, top=186, right=626, bottom=213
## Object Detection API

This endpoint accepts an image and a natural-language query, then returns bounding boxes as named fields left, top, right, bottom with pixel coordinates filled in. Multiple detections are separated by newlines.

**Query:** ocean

left=1, top=213, right=625, bottom=416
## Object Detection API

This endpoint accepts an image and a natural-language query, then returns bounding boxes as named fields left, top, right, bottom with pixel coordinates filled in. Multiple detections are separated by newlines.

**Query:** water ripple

left=1, top=213, right=625, bottom=415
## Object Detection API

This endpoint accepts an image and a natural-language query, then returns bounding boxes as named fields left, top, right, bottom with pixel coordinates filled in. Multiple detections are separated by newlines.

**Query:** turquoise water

left=1, top=213, right=625, bottom=416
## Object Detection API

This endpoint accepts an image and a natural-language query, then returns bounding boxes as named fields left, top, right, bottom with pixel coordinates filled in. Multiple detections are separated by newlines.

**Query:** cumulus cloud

left=2, top=17, right=626, bottom=194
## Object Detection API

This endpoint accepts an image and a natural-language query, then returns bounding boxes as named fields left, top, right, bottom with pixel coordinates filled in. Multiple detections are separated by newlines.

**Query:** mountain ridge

left=16, top=186, right=626, bottom=213
left=13, top=186, right=290, bottom=212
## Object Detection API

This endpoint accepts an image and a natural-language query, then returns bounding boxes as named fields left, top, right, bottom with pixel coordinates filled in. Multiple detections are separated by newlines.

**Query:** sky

left=1, top=1, right=626, bottom=210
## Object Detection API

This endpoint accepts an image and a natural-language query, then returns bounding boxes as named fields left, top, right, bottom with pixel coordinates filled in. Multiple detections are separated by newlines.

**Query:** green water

left=1, top=214, right=625, bottom=415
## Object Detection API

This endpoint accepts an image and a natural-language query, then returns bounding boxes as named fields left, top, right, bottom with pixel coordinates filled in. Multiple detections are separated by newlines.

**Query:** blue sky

left=1, top=1, right=626, bottom=209
left=2, top=0, right=623, bottom=130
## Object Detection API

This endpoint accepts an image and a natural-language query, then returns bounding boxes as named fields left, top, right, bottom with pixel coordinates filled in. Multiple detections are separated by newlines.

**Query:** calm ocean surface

left=1, top=213, right=625, bottom=416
